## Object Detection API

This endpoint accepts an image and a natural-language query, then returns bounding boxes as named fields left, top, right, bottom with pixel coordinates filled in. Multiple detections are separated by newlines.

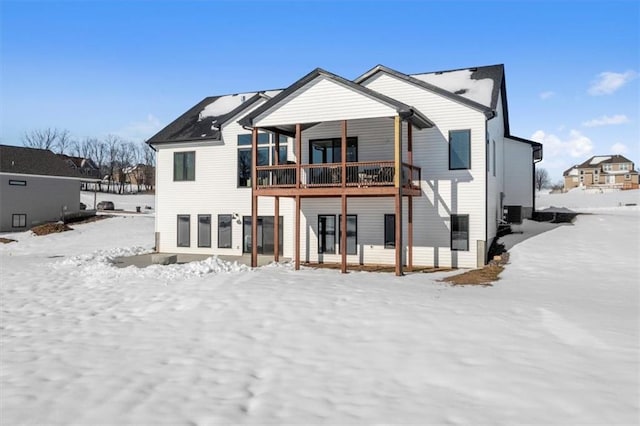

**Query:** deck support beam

left=394, top=116, right=403, bottom=276
left=295, top=195, right=301, bottom=270
left=341, top=194, right=347, bottom=274
left=341, top=119, right=348, bottom=274
left=295, top=124, right=301, bottom=189
left=251, top=128, right=258, bottom=268
left=408, top=124, right=413, bottom=272
left=274, top=131, right=280, bottom=263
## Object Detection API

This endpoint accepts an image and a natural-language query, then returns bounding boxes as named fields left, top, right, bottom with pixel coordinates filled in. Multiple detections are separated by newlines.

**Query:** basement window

left=451, top=214, right=469, bottom=251
left=12, top=214, right=26, bottom=228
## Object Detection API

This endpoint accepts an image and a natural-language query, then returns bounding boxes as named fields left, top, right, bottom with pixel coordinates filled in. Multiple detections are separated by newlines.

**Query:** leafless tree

left=23, top=128, right=61, bottom=151
left=104, top=135, right=122, bottom=193
left=116, top=141, right=136, bottom=194
left=535, top=167, right=551, bottom=191
left=55, top=129, right=72, bottom=154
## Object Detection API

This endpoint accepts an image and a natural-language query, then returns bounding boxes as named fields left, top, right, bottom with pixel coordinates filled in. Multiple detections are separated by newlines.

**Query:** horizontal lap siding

left=256, top=77, right=397, bottom=126
left=504, top=138, right=534, bottom=210
left=363, top=73, right=487, bottom=268
left=156, top=100, right=294, bottom=256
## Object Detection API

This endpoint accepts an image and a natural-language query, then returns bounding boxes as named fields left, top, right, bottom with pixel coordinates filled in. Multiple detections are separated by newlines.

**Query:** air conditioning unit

left=503, top=205, right=523, bottom=225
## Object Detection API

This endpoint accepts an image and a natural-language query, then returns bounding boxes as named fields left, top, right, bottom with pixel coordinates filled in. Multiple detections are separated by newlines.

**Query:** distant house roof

left=58, top=154, right=98, bottom=170
left=147, top=90, right=282, bottom=145
left=238, top=67, right=434, bottom=131
left=0, top=145, right=89, bottom=179
left=576, top=155, right=635, bottom=168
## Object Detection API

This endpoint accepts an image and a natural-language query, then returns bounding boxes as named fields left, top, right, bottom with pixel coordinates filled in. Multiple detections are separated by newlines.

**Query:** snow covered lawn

left=1, top=204, right=638, bottom=424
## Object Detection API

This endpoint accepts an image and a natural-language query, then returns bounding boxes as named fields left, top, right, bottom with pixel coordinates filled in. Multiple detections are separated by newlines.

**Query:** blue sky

left=1, top=0, right=638, bottom=181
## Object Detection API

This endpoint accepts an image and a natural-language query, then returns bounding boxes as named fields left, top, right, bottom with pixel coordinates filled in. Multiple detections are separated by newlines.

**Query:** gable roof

left=354, top=64, right=496, bottom=118
left=576, top=155, right=635, bottom=168
left=147, top=90, right=281, bottom=145
left=238, top=67, right=434, bottom=130
left=58, top=154, right=98, bottom=170
left=0, top=145, right=87, bottom=179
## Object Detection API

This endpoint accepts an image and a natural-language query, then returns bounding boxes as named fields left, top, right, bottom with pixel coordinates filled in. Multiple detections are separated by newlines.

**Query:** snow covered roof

left=148, top=90, right=282, bottom=145
left=576, top=155, right=635, bottom=169
left=411, top=67, right=497, bottom=108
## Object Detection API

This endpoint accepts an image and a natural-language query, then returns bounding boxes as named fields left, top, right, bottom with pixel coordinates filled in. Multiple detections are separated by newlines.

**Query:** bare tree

left=535, top=167, right=551, bottom=191
left=23, top=128, right=60, bottom=150
left=141, top=141, right=155, bottom=191
left=116, top=141, right=136, bottom=194
left=55, top=129, right=72, bottom=154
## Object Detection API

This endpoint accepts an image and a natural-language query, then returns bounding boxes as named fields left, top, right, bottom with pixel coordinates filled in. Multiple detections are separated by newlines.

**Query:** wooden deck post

left=274, top=131, right=280, bottom=263
left=341, top=119, right=347, bottom=274
left=394, top=116, right=403, bottom=276
left=408, top=124, right=413, bottom=272
left=295, top=195, right=301, bottom=270
left=251, top=128, right=258, bottom=268
left=295, top=124, right=301, bottom=189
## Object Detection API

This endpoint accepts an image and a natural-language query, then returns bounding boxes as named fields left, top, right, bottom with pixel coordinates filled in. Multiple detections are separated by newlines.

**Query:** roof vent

left=241, top=95, right=246, bottom=103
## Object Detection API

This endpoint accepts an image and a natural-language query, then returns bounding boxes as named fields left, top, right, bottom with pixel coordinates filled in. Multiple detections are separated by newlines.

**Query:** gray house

left=0, top=145, right=93, bottom=232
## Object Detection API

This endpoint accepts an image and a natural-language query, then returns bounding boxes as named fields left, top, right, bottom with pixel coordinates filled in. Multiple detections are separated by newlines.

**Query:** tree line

left=22, top=128, right=155, bottom=194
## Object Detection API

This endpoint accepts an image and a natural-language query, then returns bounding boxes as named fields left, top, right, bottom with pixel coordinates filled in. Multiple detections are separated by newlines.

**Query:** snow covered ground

left=1, top=192, right=638, bottom=424
left=80, top=191, right=155, bottom=213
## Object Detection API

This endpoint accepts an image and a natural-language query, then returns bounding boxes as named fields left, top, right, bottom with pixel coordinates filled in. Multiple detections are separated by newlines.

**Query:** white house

left=147, top=64, right=542, bottom=275
left=0, top=145, right=94, bottom=232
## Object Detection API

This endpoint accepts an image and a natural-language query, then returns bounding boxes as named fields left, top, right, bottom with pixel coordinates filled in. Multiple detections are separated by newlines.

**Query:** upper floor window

left=174, top=151, right=195, bottom=181
left=449, top=130, right=471, bottom=170
left=238, top=133, right=287, bottom=187
left=603, top=164, right=612, bottom=171
left=620, top=163, right=630, bottom=170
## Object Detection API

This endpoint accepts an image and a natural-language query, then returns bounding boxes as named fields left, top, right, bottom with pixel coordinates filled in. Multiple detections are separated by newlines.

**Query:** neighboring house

left=122, top=164, right=155, bottom=190
left=0, top=145, right=95, bottom=232
left=563, top=155, right=639, bottom=190
left=148, top=64, right=543, bottom=274
left=58, top=154, right=100, bottom=179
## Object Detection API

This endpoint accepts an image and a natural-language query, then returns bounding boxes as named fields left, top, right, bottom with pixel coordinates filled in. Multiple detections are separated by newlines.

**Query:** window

left=218, top=214, right=232, bottom=248
left=317, top=215, right=336, bottom=254
left=238, top=133, right=287, bottom=187
left=451, top=215, right=469, bottom=251
left=449, top=130, right=471, bottom=170
left=174, top=152, right=195, bottom=181
left=198, top=215, right=211, bottom=248
left=620, top=163, right=630, bottom=171
left=384, top=214, right=395, bottom=248
left=603, top=164, right=612, bottom=171
left=580, top=170, right=585, bottom=175
left=338, top=215, right=357, bottom=255
left=625, top=174, right=631, bottom=180
left=177, top=215, right=190, bottom=247
left=9, top=180, right=26, bottom=186
left=310, top=138, right=358, bottom=163
left=12, top=214, right=26, bottom=228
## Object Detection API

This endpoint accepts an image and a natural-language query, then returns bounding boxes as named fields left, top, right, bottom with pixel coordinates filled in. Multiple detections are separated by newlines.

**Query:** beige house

left=563, top=155, right=639, bottom=190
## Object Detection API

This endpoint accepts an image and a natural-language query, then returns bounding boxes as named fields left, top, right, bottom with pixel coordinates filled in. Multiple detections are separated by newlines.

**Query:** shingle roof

left=238, top=67, right=434, bottom=130
left=0, top=145, right=87, bottom=179
left=147, top=91, right=281, bottom=145
left=576, top=155, right=634, bottom=168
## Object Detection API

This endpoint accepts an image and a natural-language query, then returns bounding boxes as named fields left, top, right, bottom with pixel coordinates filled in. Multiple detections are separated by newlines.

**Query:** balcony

left=255, top=161, right=421, bottom=197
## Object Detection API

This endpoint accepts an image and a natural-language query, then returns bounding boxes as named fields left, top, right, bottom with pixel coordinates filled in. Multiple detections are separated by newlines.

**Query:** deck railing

left=255, top=161, right=421, bottom=190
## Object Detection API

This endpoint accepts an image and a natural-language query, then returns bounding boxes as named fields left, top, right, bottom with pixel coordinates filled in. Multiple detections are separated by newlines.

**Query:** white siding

left=155, top=99, right=294, bottom=256
left=0, top=174, right=81, bottom=231
left=504, top=137, right=534, bottom=213
left=362, top=72, right=487, bottom=267
left=255, top=77, right=398, bottom=126
left=486, top=90, right=505, bottom=245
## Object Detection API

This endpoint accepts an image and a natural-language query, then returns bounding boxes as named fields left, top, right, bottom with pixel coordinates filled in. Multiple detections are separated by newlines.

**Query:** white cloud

left=610, top=143, right=628, bottom=155
left=114, top=114, right=163, bottom=142
left=531, top=129, right=595, bottom=179
left=539, top=91, right=555, bottom=100
left=531, top=129, right=594, bottom=159
left=582, top=114, right=630, bottom=127
left=588, top=70, right=637, bottom=95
